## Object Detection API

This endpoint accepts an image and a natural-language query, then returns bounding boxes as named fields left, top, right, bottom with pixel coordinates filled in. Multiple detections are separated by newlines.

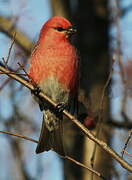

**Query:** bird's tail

left=36, top=110, right=65, bottom=156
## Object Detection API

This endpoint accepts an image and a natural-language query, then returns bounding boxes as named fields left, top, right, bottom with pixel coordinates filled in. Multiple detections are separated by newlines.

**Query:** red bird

left=28, top=16, right=78, bottom=156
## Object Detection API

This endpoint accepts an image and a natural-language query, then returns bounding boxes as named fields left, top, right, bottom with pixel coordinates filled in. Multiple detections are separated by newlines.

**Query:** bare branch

left=0, top=62, right=132, bottom=172
left=121, top=150, right=132, bottom=157
left=91, top=59, right=113, bottom=168
left=107, top=120, right=132, bottom=129
left=64, top=156, right=106, bottom=180
left=0, top=130, right=38, bottom=143
left=122, top=130, right=132, bottom=158
left=5, top=32, right=16, bottom=66
left=114, top=0, right=128, bottom=120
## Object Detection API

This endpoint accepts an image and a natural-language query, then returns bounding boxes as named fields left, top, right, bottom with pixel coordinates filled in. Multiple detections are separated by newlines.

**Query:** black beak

left=66, top=26, right=77, bottom=37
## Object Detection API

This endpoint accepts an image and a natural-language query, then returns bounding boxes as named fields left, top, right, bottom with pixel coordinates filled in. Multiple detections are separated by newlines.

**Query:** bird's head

left=39, top=16, right=76, bottom=43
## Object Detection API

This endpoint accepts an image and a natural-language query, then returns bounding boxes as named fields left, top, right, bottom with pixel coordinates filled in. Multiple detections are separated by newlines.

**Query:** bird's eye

left=54, top=27, right=65, bottom=32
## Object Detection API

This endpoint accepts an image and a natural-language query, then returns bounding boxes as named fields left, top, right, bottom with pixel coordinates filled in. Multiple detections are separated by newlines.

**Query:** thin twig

left=0, top=61, right=26, bottom=91
left=90, top=58, right=114, bottom=169
left=114, top=0, right=128, bottom=121
left=0, top=63, right=132, bottom=172
left=121, top=150, right=132, bottom=158
left=121, top=130, right=132, bottom=158
left=114, top=0, right=132, bottom=160
left=5, top=32, right=16, bottom=66
left=17, top=62, right=29, bottom=77
left=0, top=130, right=38, bottom=143
left=64, top=156, right=106, bottom=180
left=107, top=119, right=132, bottom=129
left=0, top=71, right=26, bottom=76
left=17, top=62, right=39, bottom=86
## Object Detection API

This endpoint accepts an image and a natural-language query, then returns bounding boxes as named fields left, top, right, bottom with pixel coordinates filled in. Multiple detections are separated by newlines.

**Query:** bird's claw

left=31, top=87, right=41, bottom=96
left=56, top=103, right=68, bottom=113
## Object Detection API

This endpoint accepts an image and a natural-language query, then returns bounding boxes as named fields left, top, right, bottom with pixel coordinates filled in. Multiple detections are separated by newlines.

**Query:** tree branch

left=107, top=120, right=132, bottom=129
left=0, top=62, right=132, bottom=172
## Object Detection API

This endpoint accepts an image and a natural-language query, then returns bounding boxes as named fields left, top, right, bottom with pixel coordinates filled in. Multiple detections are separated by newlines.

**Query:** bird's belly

left=39, top=76, right=69, bottom=104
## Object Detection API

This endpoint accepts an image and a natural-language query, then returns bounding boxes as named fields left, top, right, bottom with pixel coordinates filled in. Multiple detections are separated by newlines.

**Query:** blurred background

left=0, top=0, right=132, bottom=180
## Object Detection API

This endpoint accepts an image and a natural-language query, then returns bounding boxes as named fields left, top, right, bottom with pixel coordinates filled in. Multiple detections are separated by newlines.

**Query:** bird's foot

left=56, top=102, right=68, bottom=113
left=31, top=87, right=41, bottom=96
